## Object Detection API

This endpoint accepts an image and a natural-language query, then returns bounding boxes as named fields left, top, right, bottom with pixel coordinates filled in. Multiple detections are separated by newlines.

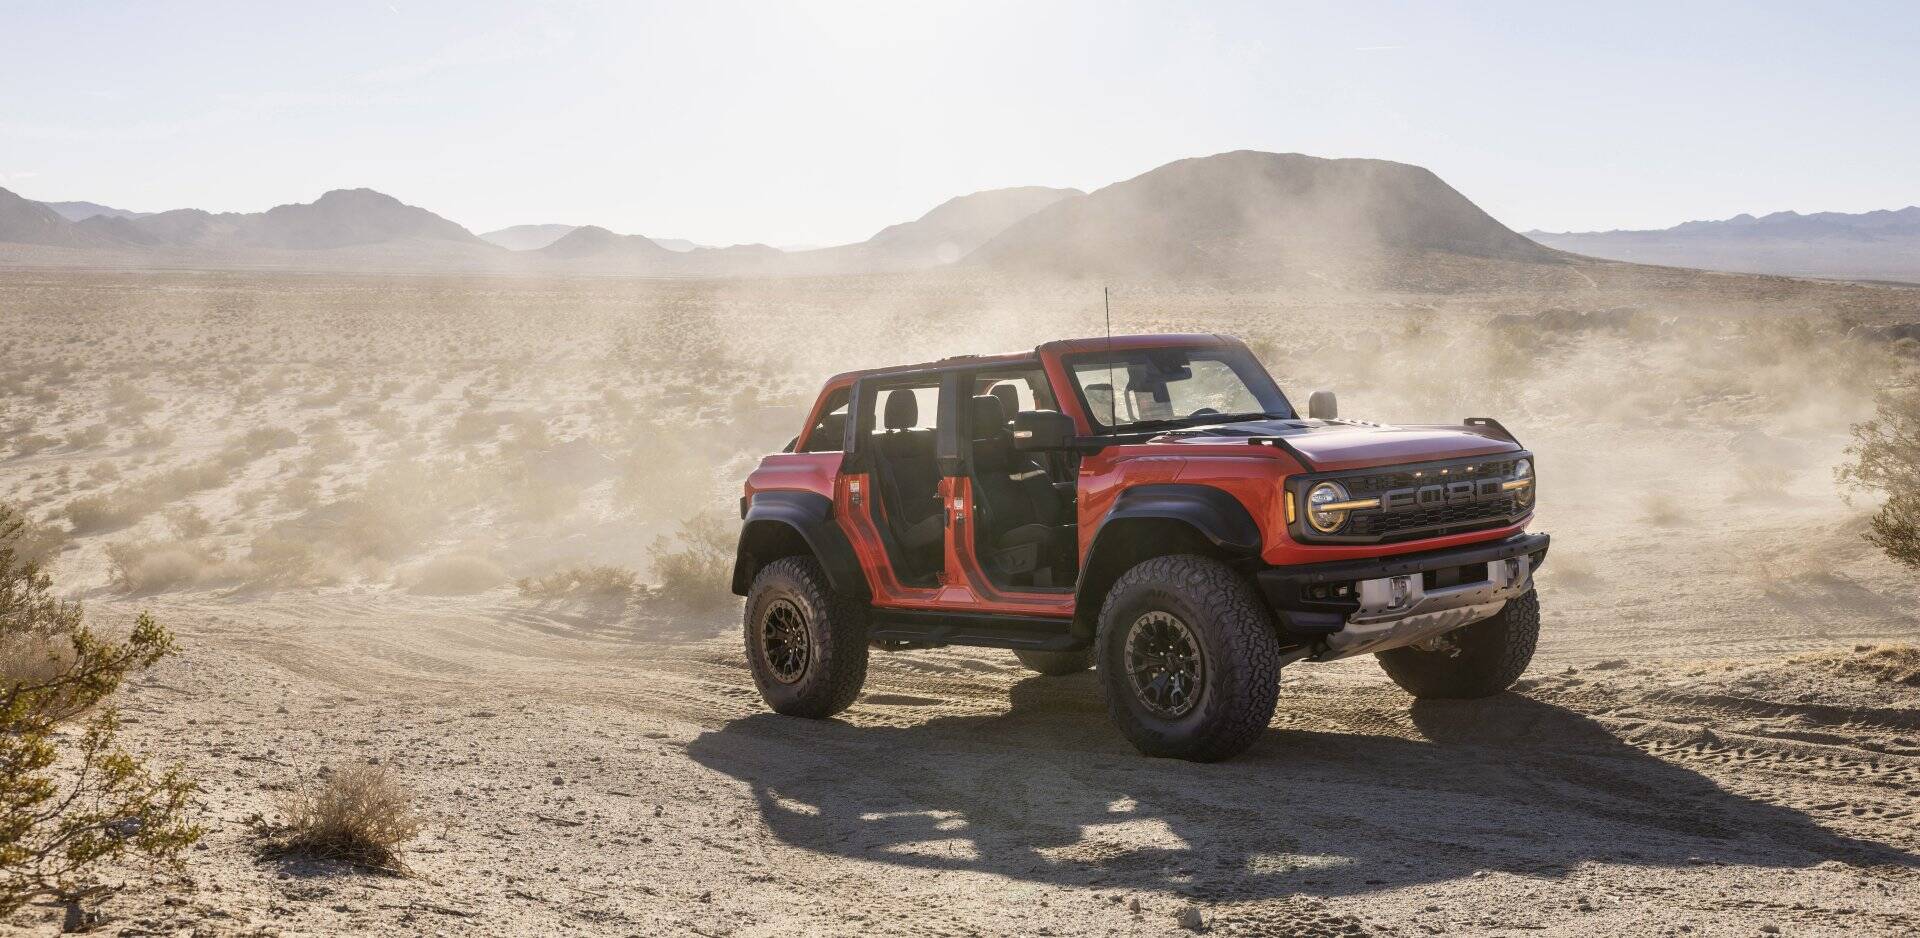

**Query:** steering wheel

left=1188, top=408, right=1221, bottom=419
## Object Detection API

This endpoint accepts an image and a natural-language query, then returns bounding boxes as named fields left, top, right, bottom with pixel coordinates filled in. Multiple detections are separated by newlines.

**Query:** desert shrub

left=1823, top=643, right=1920, bottom=686
left=238, top=531, right=332, bottom=588
left=280, top=477, right=320, bottom=510
left=105, top=377, right=159, bottom=415
left=647, top=511, right=736, bottom=609
left=1734, top=464, right=1792, bottom=500
left=230, top=425, right=299, bottom=458
left=1838, top=388, right=1920, bottom=568
left=10, top=434, right=57, bottom=458
left=446, top=410, right=499, bottom=444
left=163, top=505, right=214, bottom=539
left=64, top=424, right=110, bottom=450
left=272, top=763, right=422, bottom=872
left=1639, top=493, right=1684, bottom=527
left=0, top=511, right=66, bottom=573
left=409, top=554, right=506, bottom=595
left=104, top=540, right=219, bottom=594
left=517, top=565, right=637, bottom=599
left=85, top=460, right=121, bottom=485
left=1, top=505, right=200, bottom=913
left=62, top=494, right=131, bottom=534
left=130, top=424, right=177, bottom=449
left=64, top=455, right=241, bottom=534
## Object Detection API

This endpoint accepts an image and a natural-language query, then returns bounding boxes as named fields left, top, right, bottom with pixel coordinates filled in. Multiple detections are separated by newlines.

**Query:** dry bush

left=64, top=424, right=110, bottom=450
left=1, top=504, right=200, bottom=912
left=446, top=409, right=500, bottom=445
left=273, top=764, right=423, bottom=872
left=517, top=565, right=637, bottom=600
left=647, top=511, right=737, bottom=609
left=1639, top=494, right=1685, bottom=527
left=130, top=424, right=176, bottom=449
left=0, top=510, right=66, bottom=571
left=1824, top=643, right=1920, bottom=686
left=236, top=530, right=333, bottom=588
left=1838, top=388, right=1920, bottom=569
left=10, top=433, right=57, bottom=457
left=408, top=554, right=506, bottom=595
left=164, top=504, right=213, bottom=539
left=104, top=540, right=220, bottom=594
left=1734, top=464, right=1793, bottom=500
left=65, top=456, right=237, bottom=533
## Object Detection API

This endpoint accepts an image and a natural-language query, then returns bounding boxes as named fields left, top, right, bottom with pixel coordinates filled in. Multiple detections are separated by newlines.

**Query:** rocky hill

left=965, top=151, right=1564, bottom=283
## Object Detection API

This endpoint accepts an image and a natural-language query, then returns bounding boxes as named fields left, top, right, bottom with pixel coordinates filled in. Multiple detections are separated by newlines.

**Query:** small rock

left=1760, top=926, right=1780, bottom=935
left=552, top=776, right=564, bottom=786
left=1128, top=897, right=1141, bottom=914
left=1175, top=904, right=1205, bottom=932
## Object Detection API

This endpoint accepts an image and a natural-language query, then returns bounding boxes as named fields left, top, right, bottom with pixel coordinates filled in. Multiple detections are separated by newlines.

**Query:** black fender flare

left=1074, top=484, right=1263, bottom=620
left=731, top=490, right=869, bottom=600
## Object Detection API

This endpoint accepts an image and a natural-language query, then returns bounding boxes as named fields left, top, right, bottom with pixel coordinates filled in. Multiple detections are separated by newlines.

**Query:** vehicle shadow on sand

left=684, top=674, right=1917, bottom=898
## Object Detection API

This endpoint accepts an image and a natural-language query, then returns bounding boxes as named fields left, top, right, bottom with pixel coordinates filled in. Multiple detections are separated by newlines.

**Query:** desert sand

left=2, top=266, right=1917, bottom=936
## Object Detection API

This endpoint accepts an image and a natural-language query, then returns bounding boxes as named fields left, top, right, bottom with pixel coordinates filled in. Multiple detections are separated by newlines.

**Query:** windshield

left=1068, top=346, right=1293, bottom=432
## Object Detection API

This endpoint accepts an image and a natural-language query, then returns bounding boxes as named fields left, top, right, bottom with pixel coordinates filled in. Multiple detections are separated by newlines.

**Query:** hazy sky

left=4, top=1, right=1915, bottom=246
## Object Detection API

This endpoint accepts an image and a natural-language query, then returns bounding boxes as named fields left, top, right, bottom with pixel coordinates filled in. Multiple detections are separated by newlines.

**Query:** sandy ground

left=3, top=268, right=1918, bottom=935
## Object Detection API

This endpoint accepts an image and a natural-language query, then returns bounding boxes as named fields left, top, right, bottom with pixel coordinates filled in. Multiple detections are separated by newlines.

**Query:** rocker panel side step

left=868, top=609, right=1081, bottom=651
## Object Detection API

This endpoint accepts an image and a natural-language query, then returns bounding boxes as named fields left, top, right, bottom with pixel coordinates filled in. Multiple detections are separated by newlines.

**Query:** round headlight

left=1306, top=481, right=1352, bottom=533
left=1512, top=458, right=1535, bottom=508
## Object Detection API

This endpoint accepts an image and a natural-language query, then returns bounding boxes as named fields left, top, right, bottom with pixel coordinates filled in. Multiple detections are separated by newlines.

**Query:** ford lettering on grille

left=1379, top=478, right=1506, bottom=513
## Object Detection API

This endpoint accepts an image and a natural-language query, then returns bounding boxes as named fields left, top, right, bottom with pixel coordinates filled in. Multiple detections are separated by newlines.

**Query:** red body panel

left=748, top=333, right=1536, bottom=620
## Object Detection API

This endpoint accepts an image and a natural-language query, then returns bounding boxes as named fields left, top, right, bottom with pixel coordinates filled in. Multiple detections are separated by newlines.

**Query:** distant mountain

left=484, top=224, right=705, bottom=253
left=1528, top=208, right=1920, bottom=282
left=248, top=188, right=486, bottom=249
left=481, top=223, right=578, bottom=251
left=965, top=151, right=1560, bottom=282
left=41, top=200, right=151, bottom=222
left=538, top=225, right=674, bottom=261
left=0, top=187, right=88, bottom=244
left=771, top=186, right=1079, bottom=275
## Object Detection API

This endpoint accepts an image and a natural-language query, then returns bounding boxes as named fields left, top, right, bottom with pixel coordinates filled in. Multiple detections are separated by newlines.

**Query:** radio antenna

left=1103, top=286, right=1117, bottom=429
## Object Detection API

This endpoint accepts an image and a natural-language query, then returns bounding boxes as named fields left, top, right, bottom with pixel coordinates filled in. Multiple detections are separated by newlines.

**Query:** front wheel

left=744, top=556, right=870, bottom=718
left=1095, top=555, right=1282, bottom=762
left=1376, top=590, right=1540, bottom=698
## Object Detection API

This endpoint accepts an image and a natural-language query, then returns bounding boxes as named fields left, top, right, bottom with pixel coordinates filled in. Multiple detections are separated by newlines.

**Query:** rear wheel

left=1095, top=555, right=1281, bottom=762
left=744, top=556, right=869, bottom=717
left=1013, top=647, right=1093, bottom=676
left=1377, top=590, right=1540, bottom=699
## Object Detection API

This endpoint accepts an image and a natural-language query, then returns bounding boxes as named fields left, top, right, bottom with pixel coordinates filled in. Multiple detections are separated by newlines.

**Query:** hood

left=1149, top=418, right=1521, bottom=471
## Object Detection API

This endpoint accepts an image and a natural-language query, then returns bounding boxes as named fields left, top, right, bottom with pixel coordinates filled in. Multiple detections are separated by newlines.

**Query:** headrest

left=883, top=389, right=918, bottom=430
left=970, top=394, right=1007, bottom=440
left=987, top=383, right=1021, bottom=417
left=810, top=412, right=846, bottom=448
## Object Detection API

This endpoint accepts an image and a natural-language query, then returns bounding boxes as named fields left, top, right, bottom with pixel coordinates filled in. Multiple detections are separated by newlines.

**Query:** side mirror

left=1308, top=390, right=1338, bottom=420
left=1010, top=410, right=1076, bottom=451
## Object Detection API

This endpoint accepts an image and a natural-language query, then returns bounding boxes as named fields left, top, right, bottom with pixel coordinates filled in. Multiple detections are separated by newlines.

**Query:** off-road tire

left=1095, top=554, right=1282, bottom=762
left=1377, top=589, right=1539, bottom=699
left=743, top=556, right=870, bottom=718
left=1013, top=647, right=1094, bottom=676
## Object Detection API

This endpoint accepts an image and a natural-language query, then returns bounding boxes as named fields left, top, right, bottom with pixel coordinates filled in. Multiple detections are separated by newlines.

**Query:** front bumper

left=1254, top=532, right=1549, bottom=660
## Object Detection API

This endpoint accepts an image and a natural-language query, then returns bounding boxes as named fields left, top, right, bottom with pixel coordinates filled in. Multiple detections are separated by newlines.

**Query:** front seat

left=967, top=395, right=1071, bottom=586
left=874, top=389, right=943, bottom=574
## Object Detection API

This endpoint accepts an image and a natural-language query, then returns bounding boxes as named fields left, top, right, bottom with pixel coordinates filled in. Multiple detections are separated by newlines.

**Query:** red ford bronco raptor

left=733, top=333, right=1547, bottom=761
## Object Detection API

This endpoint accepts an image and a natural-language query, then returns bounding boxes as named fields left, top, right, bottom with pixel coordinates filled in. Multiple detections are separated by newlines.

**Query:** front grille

left=1347, top=493, right=1519, bottom=541
left=1293, top=453, right=1529, bottom=544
